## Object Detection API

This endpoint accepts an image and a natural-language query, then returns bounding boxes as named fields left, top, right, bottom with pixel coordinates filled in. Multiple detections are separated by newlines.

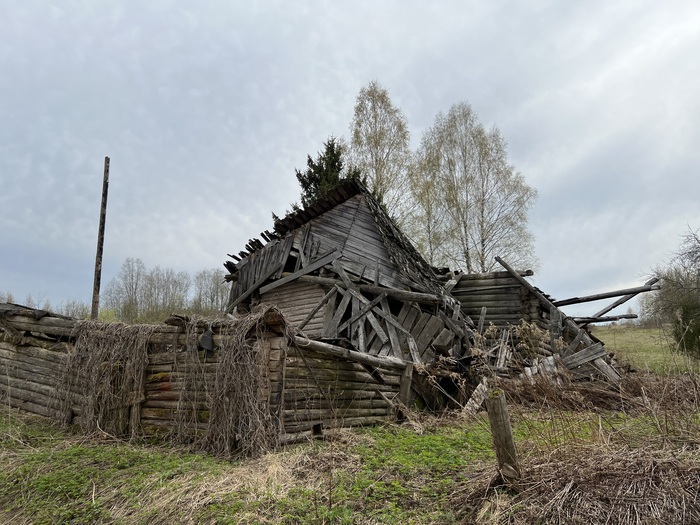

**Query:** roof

left=226, top=179, right=444, bottom=295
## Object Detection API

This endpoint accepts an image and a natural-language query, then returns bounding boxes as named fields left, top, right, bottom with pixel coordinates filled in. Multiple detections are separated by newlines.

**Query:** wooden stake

left=91, top=156, right=110, bottom=320
left=485, top=388, right=521, bottom=482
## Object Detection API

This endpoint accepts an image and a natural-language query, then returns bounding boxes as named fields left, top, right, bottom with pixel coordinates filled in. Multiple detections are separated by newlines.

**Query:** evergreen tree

left=295, top=137, right=360, bottom=208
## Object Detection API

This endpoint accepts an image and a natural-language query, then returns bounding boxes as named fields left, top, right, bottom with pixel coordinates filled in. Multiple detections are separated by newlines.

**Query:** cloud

left=1, top=0, right=698, bottom=321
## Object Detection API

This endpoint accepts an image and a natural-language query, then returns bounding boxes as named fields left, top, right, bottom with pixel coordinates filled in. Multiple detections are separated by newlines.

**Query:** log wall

left=448, top=271, right=544, bottom=329
left=260, top=281, right=326, bottom=338
left=0, top=330, right=400, bottom=440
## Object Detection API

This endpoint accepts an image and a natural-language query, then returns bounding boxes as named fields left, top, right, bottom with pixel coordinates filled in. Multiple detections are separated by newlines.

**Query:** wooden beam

left=553, top=283, right=661, bottom=307
left=293, top=336, right=406, bottom=370
left=297, top=287, right=337, bottom=331
left=259, top=248, right=340, bottom=296
left=226, top=261, right=284, bottom=312
left=291, top=275, right=443, bottom=305
left=590, top=277, right=660, bottom=319
left=574, top=314, right=638, bottom=325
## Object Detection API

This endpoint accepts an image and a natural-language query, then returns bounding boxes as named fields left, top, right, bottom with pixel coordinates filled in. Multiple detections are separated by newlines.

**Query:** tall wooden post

left=91, top=156, right=110, bottom=320
left=485, top=388, right=521, bottom=482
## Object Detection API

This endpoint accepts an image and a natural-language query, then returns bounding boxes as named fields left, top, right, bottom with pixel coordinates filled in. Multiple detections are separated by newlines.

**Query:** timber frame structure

left=0, top=181, right=658, bottom=453
left=223, top=179, right=475, bottom=408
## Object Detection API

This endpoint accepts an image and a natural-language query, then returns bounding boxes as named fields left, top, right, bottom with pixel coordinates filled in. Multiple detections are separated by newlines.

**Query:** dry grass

left=458, top=443, right=700, bottom=525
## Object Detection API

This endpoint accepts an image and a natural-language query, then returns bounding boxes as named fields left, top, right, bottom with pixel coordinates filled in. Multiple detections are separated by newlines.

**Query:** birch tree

left=350, top=81, right=411, bottom=221
left=416, top=102, right=537, bottom=273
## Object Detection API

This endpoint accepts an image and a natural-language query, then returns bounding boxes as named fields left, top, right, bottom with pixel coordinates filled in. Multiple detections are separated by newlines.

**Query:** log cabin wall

left=0, top=335, right=75, bottom=421
left=272, top=343, right=399, bottom=436
left=448, top=271, right=539, bottom=329
left=259, top=281, right=327, bottom=338
left=0, top=312, right=403, bottom=443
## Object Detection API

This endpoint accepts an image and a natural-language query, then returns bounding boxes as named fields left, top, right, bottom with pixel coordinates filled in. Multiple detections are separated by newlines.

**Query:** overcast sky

left=1, top=1, right=698, bottom=318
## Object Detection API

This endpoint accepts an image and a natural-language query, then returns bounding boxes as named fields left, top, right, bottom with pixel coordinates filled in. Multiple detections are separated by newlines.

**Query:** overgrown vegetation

left=641, top=226, right=700, bottom=359
left=2, top=326, right=700, bottom=524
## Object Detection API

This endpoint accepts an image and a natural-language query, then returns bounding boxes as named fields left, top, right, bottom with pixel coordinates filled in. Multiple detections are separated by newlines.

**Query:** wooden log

left=553, top=283, right=661, bottom=307
left=590, top=277, right=660, bottom=319
left=0, top=382, right=62, bottom=412
left=141, top=407, right=209, bottom=422
left=284, top=398, right=389, bottom=410
left=293, top=336, right=406, bottom=370
left=282, top=388, right=388, bottom=402
left=485, top=389, right=520, bottom=482
left=284, top=355, right=401, bottom=377
left=279, top=380, right=398, bottom=393
left=0, top=388, right=64, bottom=419
left=574, top=314, right=638, bottom=324
left=283, top=407, right=389, bottom=419
left=143, top=399, right=209, bottom=410
left=0, top=353, right=64, bottom=381
left=0, top=341, right=68, bottom=365
left=284, top=366, right=401, bottom=385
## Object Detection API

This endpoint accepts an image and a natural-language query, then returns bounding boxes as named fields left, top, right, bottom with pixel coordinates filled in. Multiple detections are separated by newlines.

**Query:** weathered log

left=0, top=341, right=68, bottom=364
left=283, top=407, right=389, bottom=419
left=553, top=283, right=661, bottom=307
left=284, top=366, right=401, bottom=385
left=293, top=336, right=406, bottom=371
left=485, top=389, right=520, bottom=482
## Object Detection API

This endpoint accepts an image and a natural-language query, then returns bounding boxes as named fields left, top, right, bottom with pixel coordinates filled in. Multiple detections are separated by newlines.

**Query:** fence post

left=485, top=388, right=521, bottom=482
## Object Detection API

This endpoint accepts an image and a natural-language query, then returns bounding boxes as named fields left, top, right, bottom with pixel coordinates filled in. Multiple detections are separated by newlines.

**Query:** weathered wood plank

left=259, top=249, right=340, bottom=296
left=561, top=343, right=607, bottom=369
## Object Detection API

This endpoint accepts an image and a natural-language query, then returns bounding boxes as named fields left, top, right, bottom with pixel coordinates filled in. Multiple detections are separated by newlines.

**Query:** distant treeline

left=1, top=257, right=230, bottom=323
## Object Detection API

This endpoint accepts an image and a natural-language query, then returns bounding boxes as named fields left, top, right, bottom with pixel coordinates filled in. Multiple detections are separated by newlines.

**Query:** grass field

left=592, top=325, right=699, bottom=374
left=1, top=326, right=699, bottom=524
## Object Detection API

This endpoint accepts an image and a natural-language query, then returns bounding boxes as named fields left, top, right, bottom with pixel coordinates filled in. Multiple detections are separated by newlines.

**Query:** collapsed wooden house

left=223, top=179, right=475, bottom=408
left=0, top=180, right=653, bottom=454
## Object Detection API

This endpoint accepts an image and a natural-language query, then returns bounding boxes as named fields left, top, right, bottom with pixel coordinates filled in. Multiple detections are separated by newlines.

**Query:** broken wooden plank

left=561, top=343, right=607, bottom=369
left=415, top=315, right=444, bottom=357
left=464, top=378, right=488, bottom=415
left=553, top=283, right=661, bottom=307
left=226, top=261, right=284, bottom=312
left=259, top=248, right=340, bottom=295
left=592, top=357, right=621, bottom=383
left=337, top=292, right=387, bottom=334
left=590, top=277, right=660, bottom=320
left=324, top=286, right=352, bottom=338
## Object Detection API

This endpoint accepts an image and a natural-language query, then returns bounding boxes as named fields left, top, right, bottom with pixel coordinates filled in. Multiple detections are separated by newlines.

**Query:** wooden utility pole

left=90, top=156, right=110, bottom=320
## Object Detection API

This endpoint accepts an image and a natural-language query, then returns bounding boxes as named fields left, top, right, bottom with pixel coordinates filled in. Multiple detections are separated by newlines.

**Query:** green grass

left=2, top=397, right=700, bottom=524
left=592, top=325, right=699, bottom=374
left=2, top=328, right=699, bottom=523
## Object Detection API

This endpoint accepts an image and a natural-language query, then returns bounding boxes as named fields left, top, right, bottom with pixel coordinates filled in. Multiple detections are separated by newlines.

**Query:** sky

left=1, top=1, right=699, bottom=319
